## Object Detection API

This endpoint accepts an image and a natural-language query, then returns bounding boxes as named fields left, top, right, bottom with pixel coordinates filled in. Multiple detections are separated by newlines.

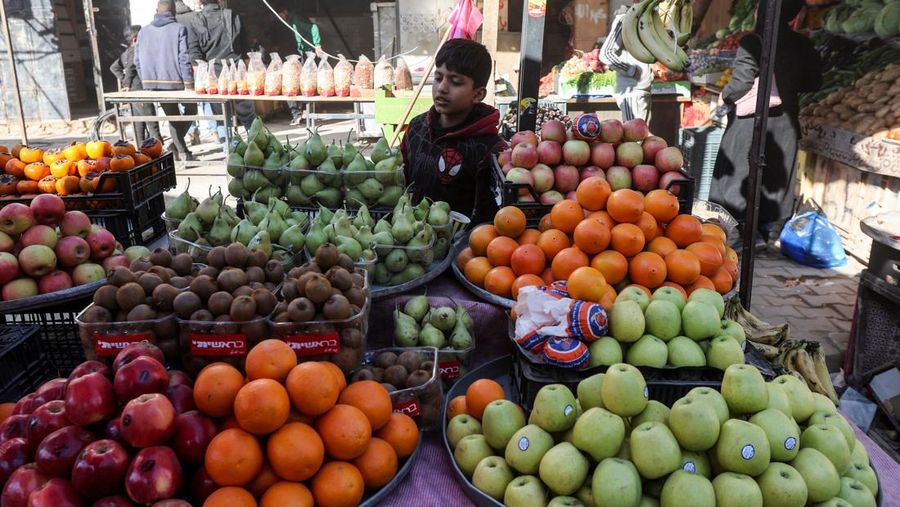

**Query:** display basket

left=87, top=193, right=168, bottom=247
left=357, top=346, right=443, bottom=430
left=76, top=305, right=180, bottom=367
left=0, top=325, right=56, bottom=403
left=177, top=316, right=270, bottom=376
left=372, top=233, right=436, bottom=287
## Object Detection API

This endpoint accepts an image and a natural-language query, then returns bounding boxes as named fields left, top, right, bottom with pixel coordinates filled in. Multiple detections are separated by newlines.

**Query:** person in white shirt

left=599, top=4, right=653, bottom=122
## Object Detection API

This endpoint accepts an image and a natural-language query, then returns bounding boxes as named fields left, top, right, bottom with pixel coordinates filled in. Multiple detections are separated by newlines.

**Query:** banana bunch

left=622, top=0, right=692, bottom=72
left=777, top=341, right=840, bottom=404
left=724, top=297, right=789, bottom=349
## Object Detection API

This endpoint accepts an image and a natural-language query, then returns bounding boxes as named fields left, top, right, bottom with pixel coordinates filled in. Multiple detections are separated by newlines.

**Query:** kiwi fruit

left=340, top=328, right=363, bottom=349
left=331, top=348, right=361, bottom=373
left=169, top=276, right=190, bottom=289
left=151, top=284, right=180, bottom=311
left=287, top=266, right=304, bottom=279
left=264, top=282, right=277, bottom=291
left=173, top=291, right=203, bottom=319
left=170, top=253, right=193, bottom=276
left=106, top=267, right=134, bottom=287
left=80, top=305, right=112, bottom=323
left=206, top=246, right=227, bottom=269
left=217, top=268, right=248, bottom=293
left=351, top=369, right=375, bottom=382
left=188, top=275, right=218, bottom=304
left=336, top=253, right=355, bottom=272
left=149, top=248, right=172, bottom=267
left=146, top=266, right=171, bottom=283
left=127, top=304, right=157, bottom=322
left=197, top=266, right=220, bottom=279
left=114, top=311, right=129, bottom=322
left=287, top=298, right=316, bottom=323
left=406, top=369, right=432, bottom=388
left=281, top=279, right=300, bottom=302
left=137, top=273, right=163, bottom=297
left=343, top=287, right=367, bottom=309
left=247, top=250, right=268, bottom=268
left=325, top=267, right=352, bottom=292
left=264, top=260, right=285, bottom=283
left=207, top=291, right=234, bottom=317
left=295, top=271, right=318, bottom=298
left=214, top=314, right=240, bottom=334
left=249, top=282, right=264, bottom=290
left=374, top=351, right=398, bottom=368
left=232, top=286, right=253, bottom=298
left=224, top=243, right=249, bottom=268
left=314, top=243, right=339, bottom=270
left=273, top=312, right=291, bottom=323
left=115, top=283, right=146, bottom=312
left=229, top=295, right=257, bottom=322
left=323, top=294, right=351, bottom=321
left=351, top=272, right=365, bottom=288
left=397, top=351, right=422, bottom=373
left=273, top=302, right=287, bottom=315
left=130, top=259, right=152, bottom=272
left=251, top=288, right=277, bottom=317
left=189, top=309, right=214, bottom=321
left=383, top=365, right=408, bottom=388
left=304, top=274, right=333, bottom=304
left=93, top=285, right=119, bottom=311
left=420, top=361, right=435, bottom=374
left=245, top=266, right=265, bottom=284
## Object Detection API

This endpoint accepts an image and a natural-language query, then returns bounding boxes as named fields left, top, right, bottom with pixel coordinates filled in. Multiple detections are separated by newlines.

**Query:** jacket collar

left=152, top=12, right=177, bottom=26
left=426, top=103, right=500, bottom=142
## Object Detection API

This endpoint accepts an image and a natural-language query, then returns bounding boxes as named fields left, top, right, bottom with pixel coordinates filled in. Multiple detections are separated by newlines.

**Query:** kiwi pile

left=350, top=349, right=443, bottom=427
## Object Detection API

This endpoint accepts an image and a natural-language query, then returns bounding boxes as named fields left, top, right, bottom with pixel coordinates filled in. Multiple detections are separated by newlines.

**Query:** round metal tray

left=360, top=431, right=423, bottom=506
left=450, top=231, right=514, bottom=309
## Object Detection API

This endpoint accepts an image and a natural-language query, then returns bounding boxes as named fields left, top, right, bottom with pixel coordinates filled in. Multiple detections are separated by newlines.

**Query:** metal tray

left=360, top=431, right=423, bottom=506
left=370, top=232, right=460, bottom=301
left=450, top=231, right=515, bottom=309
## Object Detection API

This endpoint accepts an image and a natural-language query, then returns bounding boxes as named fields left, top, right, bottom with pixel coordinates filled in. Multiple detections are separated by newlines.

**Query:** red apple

left=539, top=190, right=565, bottom=205
left=622, top=118, right=650, bottom=141
left=536, top=140, right=562, bottom=166
left=553, top=165, right=580, bottom=193
left=562, top=140, right=590, bottom=166
left=510, top=130, right=539, bottom=149
left=93, top=496, right=136, bottom=507
left=0, top=203, right=35, bottom=236
left=0, top=438, right=31, bottom=486
left=0, top=231, right=15, bottom=252
left=632, top=164, right=660, bottom=192
left=17, top=245, right=57, bottom=278
left=72, top=263, right=105, bottom=285
left=152, top=500, right=191, bottom=507
left=599, top=119, right=624, bottom=143
left=68, top=361, right=111, bottom=382
left=1, top=415, right=30, bottom=441
left=101, top=255, right=130, bottom=273
left=114, top=356, right=168, bottom=402
left=71, top=439, right=130, bottom=499
left=104, top=418, right=124, bottom=444
left=38, top=270, right=73, bottom=294
left=64, top=372, right=116, bottom=426
left=189, top=467, right=217, bottom=504
left=34, top=425, right=94, bottom=477
left=1, top=463, right=49, bottom=507
left=659, top=170, right=688, bottom=195
left=60, top=211, right=92, bottom=238
left=511, top=143, right=539, bottom=169
left=531, top=164, right=555, bottom=193
left=606, top=166, right=633, bottom=191
left=497, top=149, right=512, bottom=167
left=580, top=166, right=605, bottom=181
left=94, top=157, right=112, bottom=173
left=55, top=236, right=91, bottom=268
left=120, top=394, right=176, bottom=448
left=124, top=447, right=182, bottom=504
left=615, top=142, right=644, bottom=168
left=501, top=161, right=513, bottom=175
left=35, top=379, right=68, bottom=402
left=642, top=135, right=668, bottom=162
left=12, top=393, right=41, bottom=416
left=590, top=142, right=616, bottom=169
left=166, top=371, right=192, bottom=389
left=86, top=229, right=116, bottom=261
left=30, top=194, right=66, bottom=227
left=113, top=342, right=166, bottom=373
left=539, top=119, right=568, bottom=144
left=655, top=146, right=685, bottom=173
left=26, top=477, right=84, bottom=507
left=0, top=252, right=20, bottom=285
left=1, top=279, right=38, bottom=301
left=164, top=384, right=195, bottom=415
left=170, top=411, right=216, bottom=465
left=20, top=225, right=59, bottom=249
left=26, top=400, right=70, bottom=446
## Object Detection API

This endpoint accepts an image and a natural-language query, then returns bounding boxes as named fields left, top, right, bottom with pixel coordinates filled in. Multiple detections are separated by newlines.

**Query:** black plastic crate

left=847, top=271, right=900, bottom=387
left=88, top=193, right=168, bottom=247
left=680, top=127, right=724, bottom=202
left=4, top=299, right=92, bottom=376
left=0, top=325, right=58, bottom=403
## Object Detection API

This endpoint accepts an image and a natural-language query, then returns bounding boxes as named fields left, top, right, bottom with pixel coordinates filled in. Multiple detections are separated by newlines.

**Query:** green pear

left=668, top=397, right=720, bottom=451
left=843, top=460, right=879, bottom=497
left=688, top=288, right=725, bottom=317
left=626, top=335, right=668, bottom=368
left=430, top=307, right=457, bottom=332
left=472, top=456, right=514, bottom=501
left=720, top=319, right=746, bottom=343
left=572, top=407, right=625, bottom=461
left=790, top=447, right=840, bottom=503
left=631, top=400, right=670, bottom=428
left=721, top=364, right=769, bottom=414
left=712, top=472, right=763, bottom=507
left=630, top=422, right=682, bottom=479
left=682, top=301, right=721, bottom=341
left=588, top=337, right=623, bottom=367
left=505, top=425, right=554, bottom=475
left=644, top=300, right=682, bottom=341
left=616, top=287, right=650, bottom=310
left=482, top=400, right=527, bottom=451
left=667, top=336, right=706, bottom=367
left=370, top=136, right=391, bottom=163
left=679, top=450, right=711, bottom=477
left=609, top=302, right=647, bottom=343
left=807, top=411, right=855, bottom=451
left=715, top=419, right=771, bottom=476
left=529, top=384, right=578, bottom=433
left=418, top=323, right=446, bottom=348
left=814, top=498, right=854, bottom=507
left=248, top=230, right=272, bottom=257
left=756, top=462, right=808, bottom=507
left=749, top=409, right=800, bottom=462
left=165, top=180, right=196, bottom=220
left=765, top=383, right=792, bottom=417
left=651, top=285, right=686, bottom=310
left=686, top=387, right=729, bottom=425
left=454, top=434, right=494, bottom=477
left=540, top=442, right=589, bottom=496
left=660, top=470, right=715, bottom=507
left=801, top=424, right=850, bottom=474
left=772, top=375, right=816, bottom=423
left=707, top=335, right=746, bottom=370
left=591, top=458, right=642, bottom=507
left=576, top=373, right=605, bottom=410
left=838, top=477, right=876, bottom=507
left=447, top=414, right=482, bottom=449
left=601, top=363, right=648, bottom=417
left=504, top=475, right=548, bottom=507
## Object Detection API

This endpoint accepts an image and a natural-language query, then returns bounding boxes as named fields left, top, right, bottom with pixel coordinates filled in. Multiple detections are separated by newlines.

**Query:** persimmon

left=62, top=142, right=88, bottom=162
left=5, top=158, right=26, bottom=179
left=140, top=137, right=164, bottom=158
left=24, top=162, right=50, bottom=181
left=49, top=159, right=73, bottom=178
left=18, top=146, right=45, bottom=164
left=109, top=154, right=135, bottom=172
left=112, top=140, right=137, bottom=157
left=55, top=176, right=80, bottom=196
left=37, top=176, right=58, bottom=194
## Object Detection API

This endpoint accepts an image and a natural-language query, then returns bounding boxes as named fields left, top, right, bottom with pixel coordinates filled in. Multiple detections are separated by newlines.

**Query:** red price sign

left=95, top=333, right=152, bottom=357
left=189, top=334, right=247, bottom=357
left=439, top=361, right=463, bottom=380
left=392, top=398, right=422, bottom=417
left=284, top=333, right=341, bottom=357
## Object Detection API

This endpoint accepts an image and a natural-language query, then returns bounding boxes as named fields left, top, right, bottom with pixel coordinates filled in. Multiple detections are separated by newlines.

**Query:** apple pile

left=498, top=118, right=689, bottom=205
left=448, top=363, right=880, bottom=507
left=0, top=195, right=126, bottom=301
left=0, top=342, right=216, bottom=506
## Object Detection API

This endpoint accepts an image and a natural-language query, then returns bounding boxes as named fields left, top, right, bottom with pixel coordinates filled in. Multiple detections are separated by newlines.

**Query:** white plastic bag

left=247, top=52, right=266, bottom=96
left=195, top=60, right=209, bottom=94
left=282, top=55, right=302, bottom=97
left=333, top=54, right=353, bottom=97
left=374, top=55, right=394, bottom=89
left=300, top=52, right=318, bottom=96
left=227, top=60, right=238, bottom=95
left=317, top=58, right=335, bottom=97
left=217, top=60, right=231, bottom=95
left=353, top=55, right=374, bottom=89
left=205, top=62, right=219, bottom=95
left=265, top=52, right=283, bottom=96
left=236, top=59, right=248, bottom=95
left=394, top=56, right=412, bottom=90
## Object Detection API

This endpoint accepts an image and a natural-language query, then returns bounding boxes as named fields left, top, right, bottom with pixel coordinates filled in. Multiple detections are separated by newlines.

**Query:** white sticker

left=741, top=444, right=756, bottom=460
left=643, top=387, right=649, bottom=398
left=683, top=461, right=696, bottom=473
left=784, top=437, right=797, bottom=450
left=518, top=436, right=530, bottom=451
left=564, top=404, right=574, bottom=417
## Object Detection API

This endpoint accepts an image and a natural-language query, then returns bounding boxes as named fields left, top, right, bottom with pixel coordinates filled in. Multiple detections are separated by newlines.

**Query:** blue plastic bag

left=779, top=211, right=847, bottom=268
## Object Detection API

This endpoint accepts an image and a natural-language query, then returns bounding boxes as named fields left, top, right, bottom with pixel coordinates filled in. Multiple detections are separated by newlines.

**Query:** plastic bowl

left=356, top=346, right=443, bottom=430
left=75, top=304, right=179, bottom=366
left=176, top=315, right=269, bottom=376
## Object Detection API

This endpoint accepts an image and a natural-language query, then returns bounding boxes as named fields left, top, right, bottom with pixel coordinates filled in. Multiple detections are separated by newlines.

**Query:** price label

left=284, top=333, right=341, bottom=357
left=189, top=334, right=247, bottom=357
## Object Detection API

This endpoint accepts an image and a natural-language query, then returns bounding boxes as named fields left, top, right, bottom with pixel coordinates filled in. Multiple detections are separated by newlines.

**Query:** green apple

left=837, top=477, right=876, bottom=507
left=688, top=288, right=724, bottom=317
left=790, top=447, right=840, bottom=503
left=660, top=470, right=715, bottom=507
left=812, top=392, right=838, bottom=415
left=668, top=397, right=720, bottom=451
left=592, top=458, right=642, bottom=507
left=617, top=286, right=651, bottom=310
left=808, top=411, right=855, bottom=450
left=572, top=407, right=625, bottom=460
left=454, top=434, right=495, bottom=477
left=756, top=462, right=808, bottom=507
left=851, top=439, right=870, bottom=464
left=712, top=472, right=763, bottom=507
left=473, top=455, right=515, bottom=501
left=766, top=383, right=793, bottom=417
left=504, top=475, right=548, bottom=507
left=447, top=414, right=483, bottom=449
left=844, top=460, right=879, bottom=497
left=616, top=437, right=631, bottom=460
left=644, top=300, right=682, bottom=341
left=548, top=496, right=585, bottom=507
left=749, top=408, right=800, bottom=462
left=626, top=335, right=668, bottom=367
left=652, top=285, right=686, bottom=310
left=505, top=424, right=555, bottom=475
left=814, top=498, right=854, bottom=507
left=707, top=335, right=746, bottom=370
left=482, top=399, right=527, bottom=450
left=577, top=373, right=605, bottom=410
left=667, top=336, right=706, bottom=367
left=631, top=400, right=670, bottom=428
left=719, top=319, right=746, bottom=343
left=801, top=424, right=851, bottom=474
left=530, top=384, right=579, bottom=433
left=681, top=301, right=722, bottom=341
left=540, top=442, right=589, bottom=496
left=630, top=422, right=682, bottom=479
left=639, top=497, right=660, bottom=507
left=679, top=450, right=711, bottom=477
left=715, top=419, right=771, bottom=476
left=610, top=301, right=646, bottom=343
left=601, top=363, right=648, bottom=417
left=687, top=387, right=729, bottom=424
left=771, top=375, right=815, bottom=423
left=721, top=364, right=769, bottom=414
left=589, top=337, right=623, bottom=366
left=576, top=483, right=595, bottom=507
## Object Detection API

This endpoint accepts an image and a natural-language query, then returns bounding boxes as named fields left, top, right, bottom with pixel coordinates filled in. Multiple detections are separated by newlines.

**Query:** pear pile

left=393, top=295, right=474, bottom=351
left=449, top=363, right=880, bottom=507
left=305, top=206, right=378, bottom=268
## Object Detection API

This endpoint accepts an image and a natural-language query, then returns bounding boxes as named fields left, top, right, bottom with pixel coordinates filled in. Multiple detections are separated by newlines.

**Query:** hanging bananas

left=621, top=0, right=693, bottom=72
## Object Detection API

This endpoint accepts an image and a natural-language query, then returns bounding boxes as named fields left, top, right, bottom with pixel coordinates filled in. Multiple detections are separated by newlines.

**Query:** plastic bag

left=227, top=60, right=238, bottom=95
left=333, top=54, right=353, bottom=97
left=195, top=60, right=209, bottom=94
left=317, top=58, right=335, bottom=97
left=394, top=57, right=412, bottom=90
left=247, top=52, right=266, bottom=96
left=236, top=59, right=248, bottom=95
left=374, top=55, right=393, bottom=89
left=217, top=60, right=231, bottom=95
left=779, top=211, right=847, bottom=268
left=300, top=52, right=318, bottom=97
left=282, top=55, right=302, bottom=97
left=353, top=55, right=374, bottom=89
left=205, top=61, right=219, bottom=95
left=265, top=52, right=283, bottom=96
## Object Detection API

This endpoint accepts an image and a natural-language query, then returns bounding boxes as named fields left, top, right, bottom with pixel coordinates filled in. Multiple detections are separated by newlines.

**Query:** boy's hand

left=120, top=87, right=130, bottom=92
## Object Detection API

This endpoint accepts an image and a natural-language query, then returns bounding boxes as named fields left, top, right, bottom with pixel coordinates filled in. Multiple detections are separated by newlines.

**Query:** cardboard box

left=572, top=0, right=609, bottom=51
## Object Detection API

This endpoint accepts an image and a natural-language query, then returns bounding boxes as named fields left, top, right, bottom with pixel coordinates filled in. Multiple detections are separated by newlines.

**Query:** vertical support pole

left=517, top=0, right=547, bottom=133
left=483, top=0, right=500, bottom=106
left=83, top=0, right=106, bottom=114
left=0, top=1, right=28, bottom=145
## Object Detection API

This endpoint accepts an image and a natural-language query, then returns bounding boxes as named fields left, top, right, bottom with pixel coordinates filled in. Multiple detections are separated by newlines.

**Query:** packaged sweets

left=195, top=60, right=209, bottom=94
left=247, top=52, right=266, bottom=96
left=282, top=54, right=302, bottom=97
left=317, top=58, right=335, bottom=97
left=227, top=60, right=239, bottom=95
left=206, top=61, right=219, bottom=95
left=394, top=56, right=413, bottom=90
left=217, top=60, right=231, bottom=95
left=265, top=52, right=283, bottom=96
left=300, top=52, right=318, bottom=97
left=236, top=59, right=248, bottom=95
left=353, top=55, right=374, bottom=89
left=334, top=54, right=353, bottom=97
left=374, top=55, right=394, bottom=89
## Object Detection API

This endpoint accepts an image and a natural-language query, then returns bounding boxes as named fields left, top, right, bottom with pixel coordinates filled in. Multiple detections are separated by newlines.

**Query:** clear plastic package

left=217, top=59, right=231, bottom=95
left=227, top=59, right=238, bottom=95
left=334, top=54, right=353, bottom=97
left=317, top=58, right=335, bottom=97
left=195, top=60, right=209, bottom=94
left=374, top=55, right=394, bottom=89
left=353, top=55, right=374, bottom=89
left=300, top=52, right=318, bottom=97
left=282, top=54, right=302, bottom=97
left=247, top=52, right=266, bottom=96
left=394, top=57, right=413, bottom=90
left=265, top=52, right=283, bottom=96
left=206, top=61, right=219, bottom=95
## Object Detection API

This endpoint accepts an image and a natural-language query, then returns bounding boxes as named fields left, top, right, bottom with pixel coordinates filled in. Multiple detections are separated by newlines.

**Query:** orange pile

left=457, top=177, right=738, bottom=304
left=195, top=339, right=420, bottom=507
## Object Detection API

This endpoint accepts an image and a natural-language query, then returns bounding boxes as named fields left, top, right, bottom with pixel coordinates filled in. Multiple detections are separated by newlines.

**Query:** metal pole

left=0, top=1, right=28, bottom=145
left=517, top=0, right=547, bottom=132
left=83, top=0, right=106, bottom=114
left=739, top=0, right=783, bottom=309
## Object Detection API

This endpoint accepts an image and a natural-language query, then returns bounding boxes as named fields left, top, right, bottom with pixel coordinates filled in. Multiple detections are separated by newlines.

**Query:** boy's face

left=432, top=64, right=486, bottom=118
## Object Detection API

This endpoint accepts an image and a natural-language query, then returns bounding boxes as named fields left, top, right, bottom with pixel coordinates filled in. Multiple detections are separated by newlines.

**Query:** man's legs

left=159, top=102, right=193, bottom=160
left=234, top=100, right=257, bottom=133
left=287, top=101, right=302, bottom=125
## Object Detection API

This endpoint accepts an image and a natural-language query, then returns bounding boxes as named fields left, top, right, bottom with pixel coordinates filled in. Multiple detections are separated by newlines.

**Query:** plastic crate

left=3, top=298, right=92, bottom=376
left=88, top=193, right=168, bottom=247
left=680, top=127, right=724, bottom=201
left=0, top=325, right=57, bottom=403
left=847, top=271, right=900, bottom=387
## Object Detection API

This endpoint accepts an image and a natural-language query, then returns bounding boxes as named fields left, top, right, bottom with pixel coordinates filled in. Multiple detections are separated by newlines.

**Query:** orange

left=245, top=339, right=297, bottom=383
left=664, top=249, right=702, bottom=286
left=686, top=242, right=724, bottom=277
left=267, top=422, right=325, bottom=482
left=575, top=176, right=612, bottom=211
left=710, top=267, right=734, bottom=294
left=518, top=228, right=541, bottom=245
left=464, top=257, right=493, bottom=287
left=701, top=223, right=727, bottom=243
left=659, top=282, right=688, bottom=299
left=316, top=404, right=372, bottom=460
left=203, top=487, right=257, bottom=507
left=353, top=437, right=398, bottom=489
left=606, top=189, right=644, bottom=224
left=549, top=200, right=584, bottom=234
left=456, top=247, right=475, bottom=270
left=591, top=250, right=628, bottom=285
left=494, top=206, right=527, bottom=238
left=629, top=252, right=667, bottom=289
left=573, top=218, right=611, bottom=254
left=610, top=223, right=645, bottom=258
left=599, top=285, right=617, bottom=309
left=447, top=396, right=467, bottom=420
left=194, top=362, right=245, bottom=418
left=247, top=463, right=280, bottom=498
left=320, top=361, right=347, bottom=392
left=285, top=362, right=341, bottom=416
left=468, top=224, right=498, bottom=256
left=338, top=380, right=393, bottom=431
left=205, top=428, right=264, bottom=486
left=588, top=210, right=616, bottom=230
left=722, top=258, right=738, bottom=281
left=376, top=413, right=420, bottom=459
left=538, top=214, right=554, bottom=232
left=685, top=275, right=715, bottom=295
left=540, top=267, right=555, bottom=284
left=512, top=274, right=545, bottom=299
left=311, top=461, right=364, bottom=507
left=567, top=267, right=607, bottom=302
left=536, top=229, right=570, bottom=261
left=260, top=482, right=314, bottom=507
left=484, top=266, right=516, bottom=298
left=665, top=215, right=703, bottom=247
left=550, top=247, right=589, bottom=281
left=465, top=379, right=505, bottom=421
left=724, top=246, right=739, bottom=264
left=235, top=379, right=291, bottom=435
left=643, top=189, right=680, bottom=223
left=510, top=244, right=546, bottom=276
left=636, top=212, right=660, bottom=241
left=486, top=236, right=519, bottom=267
left=647, top=236, right=678, bottom=258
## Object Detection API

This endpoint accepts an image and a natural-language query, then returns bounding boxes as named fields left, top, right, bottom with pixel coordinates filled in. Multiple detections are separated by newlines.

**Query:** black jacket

left=110, top=46, right=142, bottom=90
left=183, top=4, right=244, bottom=65
left=401, top=104, right=506, bottom=224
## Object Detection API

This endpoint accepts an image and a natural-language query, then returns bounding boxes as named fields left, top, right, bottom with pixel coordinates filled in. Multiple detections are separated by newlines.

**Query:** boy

left=401, top=39, right=505, bottom=225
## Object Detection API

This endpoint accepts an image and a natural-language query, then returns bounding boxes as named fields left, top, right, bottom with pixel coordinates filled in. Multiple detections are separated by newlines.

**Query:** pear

left=384, top=249, right=408, bottom=273
left=374, top=156, right=399, bottom=184
left=394, top=307, right=420, bottom=346
left=227, top=152, right=245, bottom=178
left=241, top=169, right=267, bottom=193
left=208, top=208, right=233, bottom=246
left=315, top=158, right=340, bottom=187
left=286, top=185, right=311, bottom=206
left=248, top=230, right=272, bottom=257
left=372, top=231, right=395, bottom=254
left=430, top=307, right=457, bottom=332
left=279, top=224, right=305, bottom=253
left=326, top=140, right=343, bottom=168
left=391, top=211, right=414, bottom=244
left=336, top=236, right=363, bottom=261
left=229, top=135, right=247, bottom=157
left=268, top=133, right=284, bottom=154
left=300, top=173, right=325, bottom=197
left=231, top=219, right=257, bottom=246
left=378, top=186, right=405, bottom=207
left=194, top=192, right=221, bottom=225
left=289, top=152, right=310, bottom=171
left=427, top=205, right=450, bottom=226
left=314, top=187, right=342, bottom=208
left=346, top=189, right=366, bottom=208
left=413, top=199, right=430, bottom=221
left=353, top=204, right=375, bottom=229
left=305, top=224, right=328, bottom=255
left=342, top=138, right=359, bottom=168
left=228, top=178, right=245, bottom=199
left=404, top=295, right=430, bottom=322
left=333, top=215, right=355, bottom=238
left=165, top=179, right=196, bottom=220
left=450, top=320, right=473, bottom=350
left=259, top=203, right=288, bottom=243
left=374, top=218, right=392, bottom=235
left=344, top=153, right=368, bottom=186
left=305, top=129, right=327, bottom=165
left=371, top=136, right=391, bottom=163
left=456, top=303, right=474, bottom=331
left=419, top=322, right=446, bottom=348
left=243, top=140, right=265, bottom=167
left=356, top=226, right=375, bottom=250
left=176, top=215, right=201, bottom=242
